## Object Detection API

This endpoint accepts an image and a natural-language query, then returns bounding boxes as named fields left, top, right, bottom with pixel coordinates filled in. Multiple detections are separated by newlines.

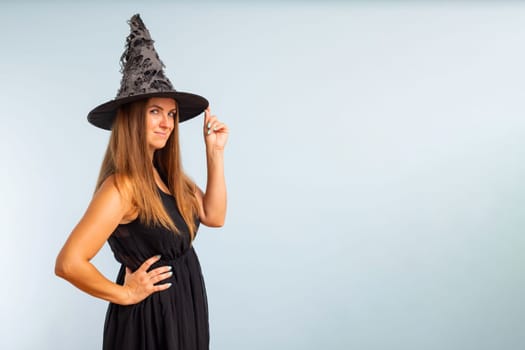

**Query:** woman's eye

left=150, top=109, right=159, bottom=114
left=168, top=112, right=176, bottom=118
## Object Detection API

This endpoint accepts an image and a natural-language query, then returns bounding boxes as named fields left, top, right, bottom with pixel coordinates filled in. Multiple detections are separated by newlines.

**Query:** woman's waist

left=115, top=246, right=195, bottom=272
left=150, top=247, right=195, bottom=270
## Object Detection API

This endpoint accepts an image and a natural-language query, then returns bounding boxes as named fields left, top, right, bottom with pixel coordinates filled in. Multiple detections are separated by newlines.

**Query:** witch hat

left=87, top=14, right=208, bottom=130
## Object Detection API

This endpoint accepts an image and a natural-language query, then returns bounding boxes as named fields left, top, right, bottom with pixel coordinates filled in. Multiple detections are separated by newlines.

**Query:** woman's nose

left=159, top=114, right=170, bottom=127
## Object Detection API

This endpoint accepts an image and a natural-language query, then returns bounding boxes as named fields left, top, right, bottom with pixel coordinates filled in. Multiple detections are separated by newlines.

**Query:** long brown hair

left=95, top=98, right=199, bottom=239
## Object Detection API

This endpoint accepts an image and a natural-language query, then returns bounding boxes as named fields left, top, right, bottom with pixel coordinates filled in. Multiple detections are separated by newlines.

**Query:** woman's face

left=145, top=97, right=176, bottom=152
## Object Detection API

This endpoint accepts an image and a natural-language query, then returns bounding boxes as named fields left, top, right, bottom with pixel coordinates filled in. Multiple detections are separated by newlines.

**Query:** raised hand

left=204, top=107, right=229, bottom=151
left=121, top=255, right=172, bottom=305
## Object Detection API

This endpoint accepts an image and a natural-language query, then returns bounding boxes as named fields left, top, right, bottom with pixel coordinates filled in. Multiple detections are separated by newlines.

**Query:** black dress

left=103, top=189, right=209, bottom=350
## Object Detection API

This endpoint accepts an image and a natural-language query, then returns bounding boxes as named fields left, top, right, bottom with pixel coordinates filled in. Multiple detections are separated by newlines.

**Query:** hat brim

left=87, top=91, right=209, bottom=130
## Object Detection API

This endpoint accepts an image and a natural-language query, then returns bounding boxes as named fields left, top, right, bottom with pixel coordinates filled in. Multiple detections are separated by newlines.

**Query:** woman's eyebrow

left=148, top=104, right=164, bottom=110
left=147, top=104, right=177, bottom=112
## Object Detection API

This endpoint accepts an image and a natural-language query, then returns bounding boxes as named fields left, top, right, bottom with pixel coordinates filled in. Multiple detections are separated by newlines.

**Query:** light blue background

left=1, top=1, right=524, bottom=349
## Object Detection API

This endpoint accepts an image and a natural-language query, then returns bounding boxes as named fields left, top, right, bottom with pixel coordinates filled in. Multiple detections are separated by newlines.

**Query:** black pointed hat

left=87, top=14, right=208, bottom=130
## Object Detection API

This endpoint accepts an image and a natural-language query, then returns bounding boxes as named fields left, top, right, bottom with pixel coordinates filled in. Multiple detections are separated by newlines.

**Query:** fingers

left=205, top=118, right=228, bottom=136
left=153, top=282, right=172, bottom=292
left=208, top=121, right=225, bottom=131
left=137, top=254, right=161, bottom=273
left=149, top=265, right=172, bottom=275
left=204, top=106, right=228, bottom=139
left=136, top=259, right=173, bottom=284
left=148, top=265, right=172, bottom=281
left=204, top=107, right=220, bottom=133
left=204, top=107, right=211, bottom=128
left=150, top=270, right=173, bottom=284
left=205, top=113, right=217, bottom=135
left=211, top=122, right=227, bottom=132
left=123, top=258, right=174, bottom=304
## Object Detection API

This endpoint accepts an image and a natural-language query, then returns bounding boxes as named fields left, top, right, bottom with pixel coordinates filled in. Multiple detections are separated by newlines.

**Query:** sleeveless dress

left=103, top=188, right=209, bottom=350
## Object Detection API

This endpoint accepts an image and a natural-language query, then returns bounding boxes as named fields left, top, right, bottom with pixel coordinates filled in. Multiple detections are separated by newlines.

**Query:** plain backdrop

left=1, top=1, right=524, bottom=349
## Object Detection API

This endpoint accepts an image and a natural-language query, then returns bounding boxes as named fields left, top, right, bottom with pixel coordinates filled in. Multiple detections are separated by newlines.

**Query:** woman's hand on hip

left=121, top=255, right=172, bottom=305
left=204, top=107, right=229, bottom=151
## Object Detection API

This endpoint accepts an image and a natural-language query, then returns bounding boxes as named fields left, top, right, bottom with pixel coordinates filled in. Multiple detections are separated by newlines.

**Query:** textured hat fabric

left=87, top=14, right=208, bottom=130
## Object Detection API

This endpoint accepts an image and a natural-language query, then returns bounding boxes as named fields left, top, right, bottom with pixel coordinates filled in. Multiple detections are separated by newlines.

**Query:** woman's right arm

left=55, top=176, right=172, bottom=305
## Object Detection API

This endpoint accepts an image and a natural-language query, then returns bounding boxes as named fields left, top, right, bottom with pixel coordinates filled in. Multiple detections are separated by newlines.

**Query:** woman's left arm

left=196, top=107, right=228, bottom=227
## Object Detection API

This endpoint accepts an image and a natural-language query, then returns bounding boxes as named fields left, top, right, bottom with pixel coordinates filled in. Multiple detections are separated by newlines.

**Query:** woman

left=55, top=14, right=227, bottom=350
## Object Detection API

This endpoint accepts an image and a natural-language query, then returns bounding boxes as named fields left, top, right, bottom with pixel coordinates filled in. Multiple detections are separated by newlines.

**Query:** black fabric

left=103, top=190, right=209, bottom=350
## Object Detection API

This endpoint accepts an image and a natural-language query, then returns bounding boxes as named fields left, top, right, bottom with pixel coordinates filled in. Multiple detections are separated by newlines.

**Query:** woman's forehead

left=146, top=97, right=177, bottom=109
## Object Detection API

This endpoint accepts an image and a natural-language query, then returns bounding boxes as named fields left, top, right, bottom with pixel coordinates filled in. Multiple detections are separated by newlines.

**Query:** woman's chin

left=149, top=142, right=168, bottom=151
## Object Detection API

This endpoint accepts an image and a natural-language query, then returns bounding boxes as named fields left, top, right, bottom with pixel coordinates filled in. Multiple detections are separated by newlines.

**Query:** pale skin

left=55, top=97, right=228, bottom=305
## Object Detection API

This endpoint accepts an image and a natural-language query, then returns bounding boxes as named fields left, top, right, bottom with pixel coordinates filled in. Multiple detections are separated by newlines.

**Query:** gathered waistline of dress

left=152, top=247, right=194, bottom=268
left=118, top=247, right=195, bottom=273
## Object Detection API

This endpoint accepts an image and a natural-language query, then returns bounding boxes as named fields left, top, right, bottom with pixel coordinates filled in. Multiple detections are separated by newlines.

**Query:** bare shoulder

left=97, top=174, right=127, bottom=202
left=55, top=174, right=136, bottom=262
left=97, top=174, right=137, bottom=223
